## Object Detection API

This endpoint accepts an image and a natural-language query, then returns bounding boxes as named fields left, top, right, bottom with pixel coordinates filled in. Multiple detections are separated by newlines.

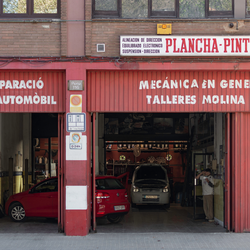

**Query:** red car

left=5, top=176, right=130, bottom=223
left=95, top=175, right=130, bottom=223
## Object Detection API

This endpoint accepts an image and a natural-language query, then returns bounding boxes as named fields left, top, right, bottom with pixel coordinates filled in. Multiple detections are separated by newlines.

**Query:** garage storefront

left=0, top=70, right=65, bottom=232
left=1, top=61, right=250, bottom=236
left=88, top=69, right=250, bottom=233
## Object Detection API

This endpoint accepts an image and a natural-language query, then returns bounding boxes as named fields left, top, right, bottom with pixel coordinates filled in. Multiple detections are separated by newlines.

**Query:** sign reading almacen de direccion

left=120, top=36, right=250, bottom=57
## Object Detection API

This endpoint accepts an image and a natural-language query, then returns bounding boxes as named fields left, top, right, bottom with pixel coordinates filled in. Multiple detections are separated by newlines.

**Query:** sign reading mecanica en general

left=120, top=36, right=250, bottom=56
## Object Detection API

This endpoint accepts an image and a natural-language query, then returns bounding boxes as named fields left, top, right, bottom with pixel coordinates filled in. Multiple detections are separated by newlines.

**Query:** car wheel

left=9, top=202, right=26, bottom=222
left=107, top=214, right=124, bottom=223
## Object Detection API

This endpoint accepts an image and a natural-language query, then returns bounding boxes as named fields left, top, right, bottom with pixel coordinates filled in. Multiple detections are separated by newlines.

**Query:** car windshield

left=135, top=166, right=166, bottom=180
left=96, top=178, right=125, bottom=190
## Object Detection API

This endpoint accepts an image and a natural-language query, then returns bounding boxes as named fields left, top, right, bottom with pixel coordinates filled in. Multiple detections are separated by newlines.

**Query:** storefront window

left=152, top=0, right=175, bottom=11
left=93, top=0, right=234, bottom=18
left=208, top=0, right=233, bottom=17
left=179, top=0, right=205, bottom=18
left=150, top=0, right=176, bottom=17
left=122, top=0, right=148, bottom=18
left=95, top=0, right=117, bottom=11
left=3, top=0, right=26, bottom=13
left=34, top=0, right=58, bottom=14
left=209, top=0, right=232, bottom=11
left=93, top=0, right=120, bottom=17
left=246, top=0, right=250, bottom=17
left=1, top=0, right=60, bottom=18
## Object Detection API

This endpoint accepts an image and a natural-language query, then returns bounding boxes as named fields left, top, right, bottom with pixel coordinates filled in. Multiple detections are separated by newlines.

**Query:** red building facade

left=1, top=0, right=250, bottom=235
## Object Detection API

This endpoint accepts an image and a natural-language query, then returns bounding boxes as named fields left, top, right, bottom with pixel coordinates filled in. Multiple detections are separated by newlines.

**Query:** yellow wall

left=0, top=174, right=33, bottom=206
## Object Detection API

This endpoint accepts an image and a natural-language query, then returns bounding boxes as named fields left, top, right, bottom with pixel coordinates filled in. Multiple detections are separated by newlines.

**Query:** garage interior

left=0, top=113, right=59, bottom=233
left=0, top=112, right=226, bottom=233
left=94, top=112, right=226, bottom=233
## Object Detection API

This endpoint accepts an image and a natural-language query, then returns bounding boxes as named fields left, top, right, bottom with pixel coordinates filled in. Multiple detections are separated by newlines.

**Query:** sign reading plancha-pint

left=120, top=36, right=250, bottom=56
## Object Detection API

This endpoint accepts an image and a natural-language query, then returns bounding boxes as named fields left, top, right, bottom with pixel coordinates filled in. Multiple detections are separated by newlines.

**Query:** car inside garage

left=92, top=112, right=226, bottom=233
left=0, top=113, right=61, bottom=233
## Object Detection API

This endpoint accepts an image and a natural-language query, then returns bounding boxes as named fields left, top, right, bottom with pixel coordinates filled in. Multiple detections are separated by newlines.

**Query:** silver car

left=131, top=164, right=171, bottom=208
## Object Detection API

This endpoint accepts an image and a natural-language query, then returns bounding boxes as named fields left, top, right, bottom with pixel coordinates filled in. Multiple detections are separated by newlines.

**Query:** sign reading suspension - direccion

left=120, top=36, right=250, bottom=57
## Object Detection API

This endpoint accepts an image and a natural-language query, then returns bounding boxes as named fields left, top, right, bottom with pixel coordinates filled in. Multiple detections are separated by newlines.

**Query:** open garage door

left=90, top=112, right=227, bottom=233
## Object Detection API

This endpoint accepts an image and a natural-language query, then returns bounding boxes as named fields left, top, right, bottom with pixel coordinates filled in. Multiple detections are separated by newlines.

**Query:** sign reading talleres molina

left=120, top=36, right=250, bottom=56
left=0, top=71, right=65, bottom=112
left=87, top=70, right=250, bottom=112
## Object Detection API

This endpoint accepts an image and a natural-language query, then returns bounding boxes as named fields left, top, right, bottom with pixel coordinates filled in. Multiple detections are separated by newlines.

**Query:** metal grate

left=97, top=44, right=105, bottom=52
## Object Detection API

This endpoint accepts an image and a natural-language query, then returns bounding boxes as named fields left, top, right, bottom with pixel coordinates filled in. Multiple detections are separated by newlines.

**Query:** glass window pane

left=247, top=0, right=250, bottom=14
left=34, top=0, right=58, bottom=14
left=209, top=0, right=232, bottom=11
left=152, top=0, right=175, bottom=12
left=122, top=0, right=148, bottom=18
left=179, top=0, right=205, bottom=18
left=95, top=0, right=117, bottom=11
left=3, top=0, right=26, bottom=14
left=96, top=179, right=124, bottom=190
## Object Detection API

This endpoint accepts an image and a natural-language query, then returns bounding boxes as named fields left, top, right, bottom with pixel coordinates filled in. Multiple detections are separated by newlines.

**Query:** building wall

left=0, top=22, right=61, bottom=57
left=0, top=0, right=85, bottom=57
left=85, top=0, right=249, bottom=57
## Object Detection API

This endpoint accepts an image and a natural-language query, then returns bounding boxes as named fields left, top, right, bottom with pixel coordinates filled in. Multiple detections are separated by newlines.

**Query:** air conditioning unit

left=97, top=44, right=105, bottom=52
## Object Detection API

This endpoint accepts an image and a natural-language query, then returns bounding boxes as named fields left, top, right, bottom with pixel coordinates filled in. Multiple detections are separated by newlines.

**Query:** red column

left=232, top=113, right=250, bottom=233
left=224, top=113, right=231, bottom=231
left=64, top=66, right=91, bottom=236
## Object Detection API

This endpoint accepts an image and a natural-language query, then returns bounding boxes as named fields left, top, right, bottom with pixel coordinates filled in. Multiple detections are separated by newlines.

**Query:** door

left=24, top=178, right=58, bottom=217
left=193, top=153, right=213, bottom=220
left=58, top=114, right=64, bottom=232
left=224, top=113, right=231, bottom=231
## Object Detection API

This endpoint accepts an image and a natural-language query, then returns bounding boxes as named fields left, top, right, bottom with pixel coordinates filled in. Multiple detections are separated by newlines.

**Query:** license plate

left=144, top=195, right=158, bottom=199
left=114, top=205, right=125, bottom=211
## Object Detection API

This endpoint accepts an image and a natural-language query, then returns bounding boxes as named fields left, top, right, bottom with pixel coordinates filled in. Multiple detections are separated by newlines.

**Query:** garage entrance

left=86, top=69, right=239, bottom=233
left=91, top=112, right=226, bottom=233
left=0, top=70, right=65, bottom=232
left=0, top=113, right=64, bottom=233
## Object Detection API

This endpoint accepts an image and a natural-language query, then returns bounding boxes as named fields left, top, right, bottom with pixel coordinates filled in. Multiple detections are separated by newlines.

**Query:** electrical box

left=157, top=24, right=172, bottom=35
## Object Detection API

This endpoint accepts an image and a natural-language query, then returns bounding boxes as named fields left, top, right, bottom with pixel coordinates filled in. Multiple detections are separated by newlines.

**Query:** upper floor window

left=246, top=0, right=250, bottom=17
left=93, top=0, right=234, bottom=19
left=0, top=0, right=60, bottom=18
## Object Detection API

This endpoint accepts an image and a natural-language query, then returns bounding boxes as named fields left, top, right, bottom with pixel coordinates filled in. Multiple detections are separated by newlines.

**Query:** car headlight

left=163, top=186, right=169, bottom=193
left=133, top=186, right=139, bottom=192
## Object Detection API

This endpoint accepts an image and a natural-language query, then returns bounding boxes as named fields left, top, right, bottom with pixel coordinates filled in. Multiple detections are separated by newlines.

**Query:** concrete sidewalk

left=0, top=232, right=250, bottom=250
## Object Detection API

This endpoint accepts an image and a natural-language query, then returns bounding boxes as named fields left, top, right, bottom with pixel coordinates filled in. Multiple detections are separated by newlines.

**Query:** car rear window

left=96, top=178, right=125, bottom=190
left=136, top=166, right=166, bottom=180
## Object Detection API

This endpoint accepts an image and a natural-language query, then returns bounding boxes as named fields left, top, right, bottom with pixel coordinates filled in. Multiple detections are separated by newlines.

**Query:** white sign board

left=120, top=36, right=250, bottom=56
left=66, top=135, right=87, bottom=161
left=66, top=186, right=87, bottom=210
left=67, top=113, right=86, bottom=132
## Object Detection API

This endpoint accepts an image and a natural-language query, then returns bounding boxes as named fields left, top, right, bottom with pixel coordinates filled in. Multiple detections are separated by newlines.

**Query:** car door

left=23, top=178, right=58, bottom=218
